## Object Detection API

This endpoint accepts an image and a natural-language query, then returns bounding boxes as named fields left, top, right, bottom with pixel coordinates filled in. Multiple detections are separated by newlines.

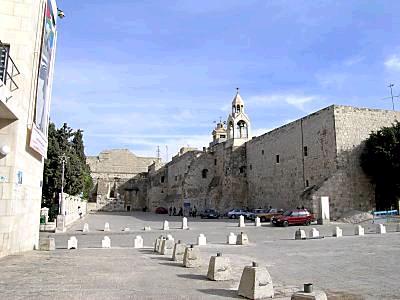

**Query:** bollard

left=104, top=222, right=110, bottom=232
left=333, top=226, right=342, bottom=237
left=157, top=236, right=166, bottom=253
left=236, top=232, right=249, bottom=245
left=182, top=217, right=189, bottom=230
left=238, top=215, right=246, bottom=227
left=291, top=283, right=327, bottom=300
left=255, top=217, right=261, bottom=227
left=376, top=224, right=386, bottom=234
left=354, top=225, right=364, bottom=236
left=207, top=252, right=232, bottom=281
left=83, top=223, right=89, bottom=233
left=134, top=235, right=143, bottom=248
left=102, top=236, right=111, bottom=248
left=197, top=233, right=207, bottom=246
left=39, top=237, right=55, bottom=251
left=67, top=236, right=78, bottom=250
left=238, top=262, right=274, bottom=299
left=162, top=220, right=169, bottom=230
left=123, top=227, right=130, bottom=232
left=227, top=232, right=237, bottom=245
left=295, top=228, right=306, bottom=240
left=309, top=228, right=319, bottom=238
left=172, top=240, right=187, bottom=262
left=183, top=245, right=201, bottom=268
left=144, top=226, right=152, bottom=231
left=161, top=237, right=175, bottom=255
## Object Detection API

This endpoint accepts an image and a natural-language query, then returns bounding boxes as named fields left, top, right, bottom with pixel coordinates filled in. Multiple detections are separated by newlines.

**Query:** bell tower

left=227, top=88, right=251, bottom=146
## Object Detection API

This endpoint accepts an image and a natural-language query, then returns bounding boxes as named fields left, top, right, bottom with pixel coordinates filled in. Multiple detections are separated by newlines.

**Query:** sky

left=51, top=0, right=400, bottom=160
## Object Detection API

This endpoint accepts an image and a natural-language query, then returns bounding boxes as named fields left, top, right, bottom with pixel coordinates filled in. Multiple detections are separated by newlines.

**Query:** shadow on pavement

left=177, top=274, right=208, bottom=281
left=198, top=288, right=241, bottom=299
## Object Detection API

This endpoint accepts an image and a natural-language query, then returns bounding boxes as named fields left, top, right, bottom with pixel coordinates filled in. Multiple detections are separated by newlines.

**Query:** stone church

left=88, top=91, right=400, bottom=220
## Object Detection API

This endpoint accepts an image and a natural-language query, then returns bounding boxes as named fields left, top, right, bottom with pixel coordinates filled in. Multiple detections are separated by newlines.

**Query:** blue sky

left=51, top=0, right=400, bottom=159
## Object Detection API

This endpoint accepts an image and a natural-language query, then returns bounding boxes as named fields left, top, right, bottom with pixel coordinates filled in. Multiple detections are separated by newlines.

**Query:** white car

left=226, top=209, right=251, bottom=219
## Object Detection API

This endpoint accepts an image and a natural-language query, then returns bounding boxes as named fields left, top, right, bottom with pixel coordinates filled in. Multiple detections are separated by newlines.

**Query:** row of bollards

left=295, top=223, right=395, bottom=240
left=153, top=234, right=325, bottom=299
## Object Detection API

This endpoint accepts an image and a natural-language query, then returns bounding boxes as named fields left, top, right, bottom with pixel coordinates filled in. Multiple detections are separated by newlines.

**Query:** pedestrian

left=193, top=206, right=197, bottom=218
left=178, top=207, right=183, bottom=216
left=78, top=206, right=82, bottom=219
left=169, top=207, right=172, bottom=216
left=173, top=207, right=176, bottom=216
left=189, top=207, right=193, bottom=217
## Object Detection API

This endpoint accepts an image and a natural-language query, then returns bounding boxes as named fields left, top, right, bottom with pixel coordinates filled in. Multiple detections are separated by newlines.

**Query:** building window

left=160, top=176, right=165, bottom=183
left=202, top=169, right=208, bottom=179
left=305, top=180, right=309, bottom=187
left=214, top=159, right=217, bottom=166
left=0, top=44, right=10, bottom=83
left=276, top=155, right=280, bottom=164
left=249, top=164, right=252, bottom=170
left=220, top=134, right=226, bottom=138
left=304, top=146, right=308, bottom=157
left=175, top=176, right=177, bottom=181
left=239, top=166, right=246, bottom=174
left=261, top=150, right=264, bottom=155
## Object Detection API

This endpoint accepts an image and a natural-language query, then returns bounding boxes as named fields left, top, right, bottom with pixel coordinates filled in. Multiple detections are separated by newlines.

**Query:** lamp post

left=59, top=154, right=68, bottom=215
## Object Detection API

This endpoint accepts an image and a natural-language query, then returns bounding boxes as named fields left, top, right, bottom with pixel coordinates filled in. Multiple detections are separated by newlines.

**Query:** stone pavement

left=1, top=211, right=399, bottom=299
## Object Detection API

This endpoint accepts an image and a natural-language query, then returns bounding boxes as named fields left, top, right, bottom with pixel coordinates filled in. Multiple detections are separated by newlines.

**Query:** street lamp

left=59, top=154, right=68, bottom=215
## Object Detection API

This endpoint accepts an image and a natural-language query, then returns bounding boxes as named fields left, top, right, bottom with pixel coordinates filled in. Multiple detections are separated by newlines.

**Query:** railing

left=0, top=40, right=20, bottom=101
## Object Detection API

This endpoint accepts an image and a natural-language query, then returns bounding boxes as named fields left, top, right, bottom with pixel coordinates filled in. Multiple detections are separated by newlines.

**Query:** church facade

left=88, top=91, right=400, bottom=220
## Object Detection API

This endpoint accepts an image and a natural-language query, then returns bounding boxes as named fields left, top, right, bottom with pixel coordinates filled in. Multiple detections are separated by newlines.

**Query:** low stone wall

left=60, top=193, right=87, bottom=227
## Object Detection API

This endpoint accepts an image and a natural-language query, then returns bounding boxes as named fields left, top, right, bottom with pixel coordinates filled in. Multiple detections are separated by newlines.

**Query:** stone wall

left=60, top=193, right=87, bottom=226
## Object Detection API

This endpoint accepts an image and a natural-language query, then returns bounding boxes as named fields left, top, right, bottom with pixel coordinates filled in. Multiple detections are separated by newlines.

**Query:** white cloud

left=248, top=93, right=318, bottom=112
left=384, top=55, right=400, bottom=71
left=316, top=72, right=349, bottom=89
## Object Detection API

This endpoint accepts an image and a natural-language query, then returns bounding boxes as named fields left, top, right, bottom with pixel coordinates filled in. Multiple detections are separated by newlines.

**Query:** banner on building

left=30, top=0, right=57, bottom=158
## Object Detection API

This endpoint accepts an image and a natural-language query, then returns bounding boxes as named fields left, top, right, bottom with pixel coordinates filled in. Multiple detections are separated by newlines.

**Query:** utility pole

left=165, top=145, right=168, bottom=162
left=388, top=83, right=395, bottom=111
left=156, top=146, right=160, bottom=160
left=59, top=154, right=68, bottom=215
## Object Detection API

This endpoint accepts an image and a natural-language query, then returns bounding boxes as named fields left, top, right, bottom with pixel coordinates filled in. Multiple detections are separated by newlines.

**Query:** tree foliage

left=42, top=122, right=93, bottom=209
left=361, top=121, right=400, bottom=210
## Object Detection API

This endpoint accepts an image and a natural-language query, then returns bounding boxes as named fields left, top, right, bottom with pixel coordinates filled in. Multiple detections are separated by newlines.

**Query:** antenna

left=388, top=83, right=395, bottom=110
left=156, top=146, right=160, bottom=160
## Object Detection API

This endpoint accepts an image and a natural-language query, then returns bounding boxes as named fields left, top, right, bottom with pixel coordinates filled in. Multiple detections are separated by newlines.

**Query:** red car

left=271, top=209, right=314, bottom=226
left=155, top=207, right=168, bottom=214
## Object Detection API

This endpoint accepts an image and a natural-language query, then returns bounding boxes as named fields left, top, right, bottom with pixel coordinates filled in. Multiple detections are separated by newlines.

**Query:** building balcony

left=0, top=40, right=20, bottom=120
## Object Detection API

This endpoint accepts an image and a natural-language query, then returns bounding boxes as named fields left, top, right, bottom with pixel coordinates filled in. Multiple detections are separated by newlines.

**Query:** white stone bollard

left=172, top=240, right=187, bottom=262
left=182, top=217, right=189, bottom=230
left=197, top=233, right=207, bottom=246
left=123, top=227, right=130, bottom=232
left=39, top=238, right=55, bottom=251
left=236, top=232, right=249, bottom=245
left=238, top=262, right=274, bottom=299
left=255, top=217, right=261, bottom=227
left=183, top=245, right=201, bottom=268
left=295, top=229, right=307, bottom=240
left=291, top=289, right=327, bottom=300
left=376, top=224, right=386, bottom=234
left=238, top=215, right=246, bottom=227
left=104, top=222, right=110, bottom=232
left=227, top=232, right=237, bottom=245
left=154, top=236, right=163, bottom=252
left=162, top=220, right=169, bottom=230
left=333, top=226, right=342, bottom=237
left=309, top=228, right=319, bottom=238
left=102, top=236, right=111, bottom=248
left=134, top=235, right=143, bottom=249
left=207, top=252, right=232, bottom=281
left=355, top=225, right=365, bottom=236
left=397, top=223, right=400, bottom=232
left=83, top=223, right=89, bottom=233
left=67, top=236, right=78, bottom=250
left=144, top=226, right=151, bottom=231
left=157, top=237, right=166, bottom=253
left=161, top=238, right=175, bottom=255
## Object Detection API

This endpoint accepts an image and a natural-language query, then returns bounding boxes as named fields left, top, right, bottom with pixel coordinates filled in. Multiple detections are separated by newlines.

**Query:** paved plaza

left=1, top=212, right=399, bottom=299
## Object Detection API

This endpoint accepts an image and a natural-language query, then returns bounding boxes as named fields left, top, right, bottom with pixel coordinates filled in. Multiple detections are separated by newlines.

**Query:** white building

left=0, top=0, right=60, bottom=257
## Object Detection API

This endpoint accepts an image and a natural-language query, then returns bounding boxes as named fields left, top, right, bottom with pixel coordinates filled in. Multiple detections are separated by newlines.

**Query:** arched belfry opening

left=226, top=88, right=251, bottom=143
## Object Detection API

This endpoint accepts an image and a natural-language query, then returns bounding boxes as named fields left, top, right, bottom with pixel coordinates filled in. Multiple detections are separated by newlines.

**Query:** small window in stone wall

left=304, top=146, right=308, bottom=157
left=239, top=166, right=246, bottom=174
left=214, top=159, right=217, bottom=166
left=261, top=150, right=264, bottom=155
left=305, top=180, right=309, bottom=187
left=276, top=155, right=280, bottom=164
left=175, top=176, right=177, bottom=181
left=160, top=176, right=165, bottom=183
left=202, top=169, right=208, bottom=178
left=249, top=164, right=252, bottom=170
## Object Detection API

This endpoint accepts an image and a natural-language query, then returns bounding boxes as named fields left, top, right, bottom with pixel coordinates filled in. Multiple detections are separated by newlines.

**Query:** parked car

left=271, top=209, right=315, bottom=226
left=155, top=207, right=168, bottom=214
left=226, top=209, right=251, bottom=219
left=200, top=209, right=220, bottom=219
left=248, top=208, right=284, bottom=222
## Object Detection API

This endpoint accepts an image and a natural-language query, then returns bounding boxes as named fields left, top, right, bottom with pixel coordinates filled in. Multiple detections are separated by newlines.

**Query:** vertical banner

left=30, top=0, right=57, bottom=157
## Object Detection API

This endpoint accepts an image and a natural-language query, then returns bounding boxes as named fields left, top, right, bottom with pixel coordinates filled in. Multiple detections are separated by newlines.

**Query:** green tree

left=42, top=122, right=93, bottom=214
left=360, top=121, right=400, bottom=210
